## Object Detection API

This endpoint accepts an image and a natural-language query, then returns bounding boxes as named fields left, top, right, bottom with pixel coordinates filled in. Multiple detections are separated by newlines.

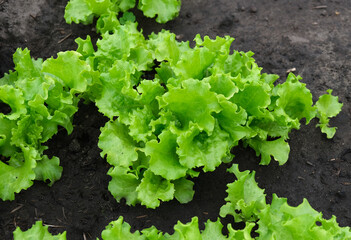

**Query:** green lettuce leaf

left=94, top=60, right=141, bottom=120
left=173, top=177, right=194, bottom=204
left=166, top=217, right=202, bottom=239
left=99, top=120, right=139, bottom=167
left=138, top=0, right=181, bottom=23
left=159, top=79, right=221, bottom=134
left=0, top=85, right=26, bottom=120
left=0, top=147, right=38, bottom=200
left=144, top=129, right=187, bottom=180
left=316, top=89, right=343, bottom=138
left=64, top=0, right=116, bottom=25
left=247, top=137, right=290, bottom=165
left=13, top=221, right=66, bottom=240
left=101, top=217, right=143, bottom=240
left=256, top=195, right=348, bottom=240
left=42, top=51, right=92, bottom=93
left=0, top=117, right=18, bottom=157
left=220, top=164, right=266, bottom=222
left=108, top=166, right=141, bottom=206
left=176, top=122, right=230, bottom=172
left=272, top=73, right=316, bottom=125
left=136, top=170, right=175, bottom=208
left=33, top=155, right=62, bottom=186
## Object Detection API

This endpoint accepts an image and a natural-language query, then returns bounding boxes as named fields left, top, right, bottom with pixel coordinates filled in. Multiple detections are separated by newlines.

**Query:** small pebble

left=250, top=6, right=257, bottom=13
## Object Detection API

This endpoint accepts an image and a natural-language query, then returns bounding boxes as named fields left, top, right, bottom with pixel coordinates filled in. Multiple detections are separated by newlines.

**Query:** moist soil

left=1, top=0, right=351, bottom=239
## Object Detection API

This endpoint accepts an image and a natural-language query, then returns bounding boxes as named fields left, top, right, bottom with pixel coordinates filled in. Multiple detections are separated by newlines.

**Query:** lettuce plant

left=98, top=165, right=351, bottom=239
left=0, top=49, right=93, bottom=200
left=0, top=17, right=342, bottom=205
left=2, top=0, right=348, bottom=239
left=15, top=165, right=351, bottom=239
left=75, top=19, right=342, bottom=207
left=64, top=0, right=181, bottom=25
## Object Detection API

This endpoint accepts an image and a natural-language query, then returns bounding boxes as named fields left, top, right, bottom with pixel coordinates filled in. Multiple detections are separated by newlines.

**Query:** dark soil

left=1, top=0, right=351, bottom=239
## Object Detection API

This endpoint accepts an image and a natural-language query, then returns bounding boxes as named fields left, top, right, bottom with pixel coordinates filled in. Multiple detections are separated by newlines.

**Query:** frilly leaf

left=138, top=0, right=181, bottom=23
left=316, top=89, right=343, bottom=138
left=136, top=170, right=175, bottom=208
left=144, top=129, right=187, bottom=180
left=13, top=221, right=66, bottom=240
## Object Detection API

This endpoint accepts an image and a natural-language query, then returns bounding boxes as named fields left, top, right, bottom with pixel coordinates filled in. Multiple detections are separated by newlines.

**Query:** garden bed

left=0, top=0, right=350, bottom=239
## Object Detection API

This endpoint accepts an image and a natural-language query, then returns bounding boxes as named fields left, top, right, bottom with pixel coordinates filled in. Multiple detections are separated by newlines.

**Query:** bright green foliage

left=220, top=165, right=351, bottom=239
left=1, top=25, right=342, bottom=206
left=90, top=25, right=341, bottom=207
left=316, top=89, right=343, bottom=138
left=138, top=0, right=181, bottom=23
left=0, top=147, right=37, bottom=200
left=3, top=0, right=343, bottom=208
left=173, top=177, right=194, bottom=203
left=136, top=170, right=175, bottom=208
left=3, top=2, right=347, bottom=239
left=13, top=221, right=67, bottom=240
left=220, top=164, right=266, bottom=222
left=97, top=165, right=351, bottom=240
left=145, top=130, right=187, bottom=180
left=108, top=166, right=140, bottom=206
left=0, top=48, right=92, bottom=200
left=64, top=0, right=181, bottom=26
left=101, top=217, right=144, bottom=240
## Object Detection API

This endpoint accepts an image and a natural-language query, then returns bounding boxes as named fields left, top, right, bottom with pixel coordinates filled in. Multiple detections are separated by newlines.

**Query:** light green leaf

left=95, top=60, right=141, bottom=120
left=160, top=79, right=221, bottom=134
left=232, top=83, right=271, bottom=118
left=101, top=216, right=143, bottom=240
left=0, top=117, right=18, bottom=157
left=0, top=85, right=26, bottom=120
left=220, top=164, right=266, bottom=222
left=128, top=107, right=156, bottom=143
left=227, top=222, right=255, bottom=240
left=194, top=35, right=234, bottom=56
left=42, top=51, right=92, bottom=93
left=13, top=221, right=66, bottom=240
left=64, top=0, right=94, bottom=24
left=108, top=166, right=140, bottom=206
left=247, top=137, right=290, bottom=165
left=96, top=13, right=120, bottom=33
left=148, top=30, right=183, bottom=63
left=11, top=115, right=43, bottom=148
left=166, top=217, right=201, bottom=240
left=95, top=22, right=147, bottom=70
left=119, top=0, right=136, bottom=12
left=273, top=73, right=316, bottom=124
left=203, top=73, right=238, bottom=99
left=173, top=47, right=215, bottom=81
left=201, top=219, right=227, bottom=240
left=138, top=0, right=181, bottom=23
left=316, top=89, right=343, bottom=138
left=75, top=35, right=95, bottom=58
left=99, top=120, right=139, bottom=167
left=177, top=122, right=230, bottom=172
left=136, top=170, right=175, bottom=208
left=257, top=195, right=326, bottom=240
left=13, top=48, right=42, bottom=80
left=215, top=96, right=252, bottom=143
left=173, top=178, right=194, bottom=204
left=137, top=79, right=165, bottom=106
left=34, top=155, right=62, bottom=187
left=0, top=147, right=38, bottom=201
left=144, top=129, right=187, bottom=180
